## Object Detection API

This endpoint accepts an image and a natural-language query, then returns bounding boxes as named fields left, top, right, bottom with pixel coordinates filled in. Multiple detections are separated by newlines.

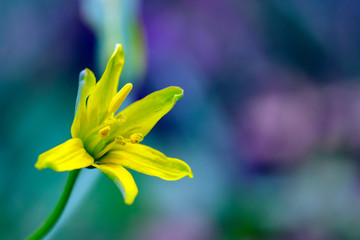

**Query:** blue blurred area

left=2, top=0, right=360, bottom=239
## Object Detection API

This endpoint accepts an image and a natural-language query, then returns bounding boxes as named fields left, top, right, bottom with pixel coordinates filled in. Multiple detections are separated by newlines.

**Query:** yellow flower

left=35, top=44, right=193, bottom=205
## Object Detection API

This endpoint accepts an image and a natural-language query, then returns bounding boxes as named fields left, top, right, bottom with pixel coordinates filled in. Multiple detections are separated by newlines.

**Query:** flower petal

left=112, top=86, right=183, bottom=139
left=71, top=68, right=96, bottom=138
left=86, top=44, right=125, bottom=125
left=101, top=144, right=193, bottom=181
left=35, top=138, right=94, bottom=172
left=93, top=163, right=138, bottom=205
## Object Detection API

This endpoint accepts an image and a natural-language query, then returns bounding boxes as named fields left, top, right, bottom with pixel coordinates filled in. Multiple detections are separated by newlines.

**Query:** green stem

left=27, top=169, right=81, bottom=240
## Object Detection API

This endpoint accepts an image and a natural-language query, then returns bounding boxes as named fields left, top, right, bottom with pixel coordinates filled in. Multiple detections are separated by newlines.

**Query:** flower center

left=83, top=114, right=144, bottom=160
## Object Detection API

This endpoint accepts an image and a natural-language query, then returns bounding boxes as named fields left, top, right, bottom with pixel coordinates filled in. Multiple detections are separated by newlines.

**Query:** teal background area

left=2, top=0, right=360, bottom=239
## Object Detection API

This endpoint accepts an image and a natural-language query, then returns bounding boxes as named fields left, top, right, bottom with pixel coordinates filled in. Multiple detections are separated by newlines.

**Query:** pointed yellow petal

left=108, top=83, right=133, bottom=114
left=35, top=138, right=94, bottom=172
left=93, top=163, right=138, bottom=205
left=71, top=68, right=96, bottom=138
left=112, top=86, right=183, bottom=139
left=101, top=144, right=193, bottom=181
left=86, top=44, right=125, bottom=125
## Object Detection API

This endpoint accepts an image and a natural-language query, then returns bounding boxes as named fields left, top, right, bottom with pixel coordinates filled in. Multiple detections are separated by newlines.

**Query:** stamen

left=82, top=117, right=115, bottom=141
left=104, top=118, right=115, bottom=125
left=108, top=83, right=133, bottom=114
left=93, top=135, right=125, bottom=159
left=115, top=136, right=126, bottom=145
left=129, top=133, right=144, bottom=144
left=98, top=126, right=111, bottom=138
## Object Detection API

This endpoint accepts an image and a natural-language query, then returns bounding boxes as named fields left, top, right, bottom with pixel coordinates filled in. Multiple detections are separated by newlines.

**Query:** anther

left=129, top=133, right=144, bottom=144
left=108, top=83, right=133, bottom=114
left=98, top=126, right=111, bottom=138
left=115, top=136, right=126, bottom=145
left=104, top=118, right=115, bottom=125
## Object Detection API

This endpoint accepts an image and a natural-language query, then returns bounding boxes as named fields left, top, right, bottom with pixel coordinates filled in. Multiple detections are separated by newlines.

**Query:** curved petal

left=101, top=144, right=193, bottom=181
left=93, top=163, right=138, bottom=205
left=71, top=68, right=96, bottom=138
left=86, top=44, right=125, bottom=125
left=35, top=138, right=94, bottom=172
left=111, top=87, right=183, bottom=139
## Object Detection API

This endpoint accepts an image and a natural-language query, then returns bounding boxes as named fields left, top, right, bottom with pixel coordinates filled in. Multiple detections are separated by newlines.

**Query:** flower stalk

left=27, top=170, right=80, bottom=240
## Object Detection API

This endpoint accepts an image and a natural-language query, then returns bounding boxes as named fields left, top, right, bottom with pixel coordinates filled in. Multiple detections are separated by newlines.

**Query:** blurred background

left=1, top=0, right=360, bottom=239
